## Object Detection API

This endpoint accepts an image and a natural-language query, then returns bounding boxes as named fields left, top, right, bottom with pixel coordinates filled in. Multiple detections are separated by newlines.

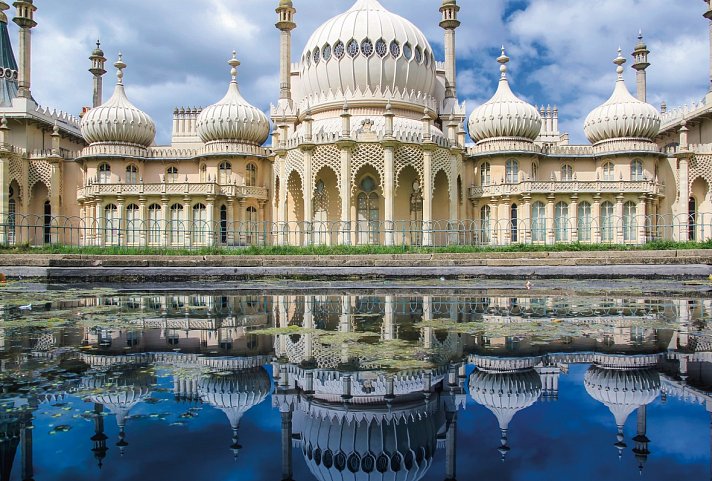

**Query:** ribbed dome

left=300, top=0, right=436, bottom=108
left=468, top=49, right=542, bottom=144
left=80, top=56, right=156, bottom=148
left=584, top=51, right=661, bottom=144
left=196, top=52, right=270, bottom=145
left=301, top=405, right=438, bottom=481
left=584, top=366, right=660, bottom=428
left=469, top=368, right=542, bottom=430
left=197, top=367, right=271, bottom=429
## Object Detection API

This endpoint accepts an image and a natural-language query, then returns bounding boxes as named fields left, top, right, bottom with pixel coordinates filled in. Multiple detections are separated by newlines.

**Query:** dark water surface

left=0, top=282, right=709, bottom=481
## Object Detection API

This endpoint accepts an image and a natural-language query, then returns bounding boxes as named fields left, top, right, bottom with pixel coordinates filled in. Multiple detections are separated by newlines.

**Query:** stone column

left=449, top=153, right=459, bottom=244
left=280, top=408, right=294, bottom=481
left=593, top=194, right=601, bottom=243
left=522, top=194, right=532, bottom=244
left=383, top=141, right=395, bottom=246
left=423, top=147, right=434, bottom=246
left=302, top=145, right=314, bottom=247
left=116, top=197, right=125, bottom=247
left=183, top=196, right=191, bottom=248
left=490, top=198, right=499, bottom=246
left=444, top=410, right=458, bottom=481
left=139, top=195, right=147, bottom=247
left=615, top=194, right=624, bottom=243
left=13, top=0, right=36, bottom=99
left=161, top=196, right=169, bottom=246
left=258, top=200, right=267, bottom=246
left=277, top=156, right=288, bottom=245
left=546, top=194, right=555, bottom=244
left=226, top=198, right=234, bottom=245
left=95, top=201, right=103, bottom=246
left=383, top=295, right=395, bottom=340
left=206, top=196, right=215, bottom=246
left=570, top=194, right=579, bottom=242
left=237, top=199, right=246, bottom=245
left=678, top=122, right=692, bottom=241
left=501, top=196, right=511, bottom=245
left=338, top=141, right=353, bottom=245
left=637, top=195, right=647, bottom=245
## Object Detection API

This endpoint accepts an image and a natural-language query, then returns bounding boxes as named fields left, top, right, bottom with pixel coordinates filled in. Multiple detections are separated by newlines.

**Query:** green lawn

left=0, top=239, right=710, bottom=256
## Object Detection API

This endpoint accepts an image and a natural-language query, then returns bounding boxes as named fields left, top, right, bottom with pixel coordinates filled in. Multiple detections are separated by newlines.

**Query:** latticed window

left=561, top=164, right=573, bottom=181
left=403, top=42, right=412, bottom=59
left=334, top=41, right=345, bottom=59
left=505, top=159, right=519, bottom=183
left=313, top=47, right=320, bottom=65
left=389, top=40, right=400, bottom=58
left=246, top=206, right=258, bottom=244
left=630, top=159, right=644, bottom=181
left=480, top=162, right=491, bottom=186
left=98, top=163, right=111, bottom=184
left=170, top=204, right=184, bottom=245
left=532, top=201, right=546, bottom=242
left=148, top=204, right=161, bottom=245
left=322, top=44, right=332, bottom=61
left=246, top=163, right=257, bottom=187
left=375, top=39, right=387, bottom=57
left=126, top=204, right=139, bottom=245
left=578, top=202, right=592, bottom=242
left=623, top=201, right=637, bottom=242
left=603, top=162, right=614, bottom=181
left=361, top=38, right=373, bottom=57
left=104, top=204, right=118, bottom=245
left=554, top=201, right=569, bottom=242
left=357, top=176, right=379, bottom=245
left=192, top=203, right=207, bottom=245
left=347, top=39, right=359, bottom=57
left=167, top=166, right=178, bottom=183
left=219, top=161, right=232, bottom=184
left=480, top=205, right=491, bottom=243
left=125, top=164, right=138, bottom=184
left=199, top=164, right=207, bottom=183
left=531, top=162, right=538, bottom=180
left=600, top=201, right=614, bottom=241
left=414, top=46, right=422, bottom=63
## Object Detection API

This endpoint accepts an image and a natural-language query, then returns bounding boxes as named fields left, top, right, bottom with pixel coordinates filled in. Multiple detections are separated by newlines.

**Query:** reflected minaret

left=444, top=409, right=458, bottom=481
left=90, top=404, right=108, bottom=468
left=280, top=407, right=293, bottom=481
left=20, top=416, right=32, bottom=481
left=632, top=406, right=650, bottom=474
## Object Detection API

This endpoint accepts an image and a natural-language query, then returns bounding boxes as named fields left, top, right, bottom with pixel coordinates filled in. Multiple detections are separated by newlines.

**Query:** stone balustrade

left=77, top=182, right=269, bottom=201
left=469, top=179, right=664, bottom=199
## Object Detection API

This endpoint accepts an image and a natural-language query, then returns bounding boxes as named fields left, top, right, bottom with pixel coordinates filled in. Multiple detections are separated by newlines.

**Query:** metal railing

left=0, top=214, right=709, bottom=250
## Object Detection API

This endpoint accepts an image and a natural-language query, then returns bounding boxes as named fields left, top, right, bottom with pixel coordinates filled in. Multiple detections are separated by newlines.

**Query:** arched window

left=577, top=202, right=592, bottom=242
left=409, top=181, right=423, bottom=246
left=623, top=201, right=637, bottom=242
left=630, top=159, right=644, bottom=181
left=510, top=204, right=518, bottom=243
left=104, top=204, right=118, bottom=245
left=480, top=205, right=491, bottom=244
left=689, top=197, right=698, bottom=241
left=532, top=201, right=546, bottom=243
left=554, top=201, right=569, bottom=242
left=219, top=162, right=232, bottom=184
left=192, top=203, right=207, bottom=245
left=531, top=162, right=538, bottom=181
left=480, top=162, right=491, bottom=186
left=602, top=162, right=614, bottom=181
left=126, top=204, right=139, bottom=245
left=167, top=166, right=179, bottom=184
left=148, top=204, right=162, bottom=245
left=125, top=164, right=138, bottom=184
left=169, top=204, right=184, bottom=245
left=313, top=180, right=329, bottom=245
left=199, top=164, right=207, bottom=183
left=357, top=176, right=379, bottom=245
left=505, top=159, right=519, bottom=183
left=600, top=201, right=614, bottom=242
left=98, top=163, right=111, bottom=184
left=245, top=206, right=258, bottom=244
left=561, top=164, right=573, bottom=181
left=246, top=163, right=257, bottom=187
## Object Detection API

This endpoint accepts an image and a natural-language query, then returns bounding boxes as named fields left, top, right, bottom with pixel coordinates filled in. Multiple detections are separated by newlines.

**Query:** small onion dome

left=196, top=51, right=270, bottom=146
left=584, top=366, right=660, bottom=429
left=468, top=48, right=542, bottom=143
left=583, top=49, right=661, bottom=144
left=91, top=40, right=104, bottom=58
left=469, top=368, right=542, bottom=431
left=80, top=54, right=156, bottom=147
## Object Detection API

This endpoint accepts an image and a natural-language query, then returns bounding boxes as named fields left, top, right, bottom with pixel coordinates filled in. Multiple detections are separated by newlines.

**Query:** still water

left=0, top=283, right=709, bottom=481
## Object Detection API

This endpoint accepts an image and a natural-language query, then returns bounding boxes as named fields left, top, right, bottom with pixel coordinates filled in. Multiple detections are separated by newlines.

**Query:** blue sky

left=13, top=0, right=710, bottom=144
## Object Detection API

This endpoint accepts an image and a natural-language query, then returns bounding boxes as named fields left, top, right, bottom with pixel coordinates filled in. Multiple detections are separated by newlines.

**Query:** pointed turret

left=0, top=2, right=18, bottom=106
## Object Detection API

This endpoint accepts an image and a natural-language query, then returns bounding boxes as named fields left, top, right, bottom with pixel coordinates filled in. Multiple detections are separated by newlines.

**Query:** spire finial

left=115, top=53, right=126, bottom=85
left=497, top=46, right=510, bottom=79
left=614, top=47, right=626, bottom=78
left=228, top=50, right=240, bottom=82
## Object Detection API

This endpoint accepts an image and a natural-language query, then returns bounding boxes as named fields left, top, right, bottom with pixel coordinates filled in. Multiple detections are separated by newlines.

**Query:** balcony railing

left=77, top=182, right=269, bottom=201
left=469, top=180, right=664, bottom=199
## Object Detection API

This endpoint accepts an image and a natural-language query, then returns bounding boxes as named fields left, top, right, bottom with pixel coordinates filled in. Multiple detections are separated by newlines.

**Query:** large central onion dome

left=196, top=52, right=270, bottom=146
left=468, top=48, right=542, bottom=144
left=584, top=50, right=661, bottom=144
left=300, top=0, right=437, bottom=107
left=80, top=55, right=156, bottom=148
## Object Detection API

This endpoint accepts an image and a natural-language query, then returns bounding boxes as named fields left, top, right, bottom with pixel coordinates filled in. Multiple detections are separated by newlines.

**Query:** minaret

left=89, top=40, right=106, bottom=108
left=12, top=0, right=36, bottom=100
left=275, top=0, right=296, bottom=104
left=705, top=0, right=712, bottom=91
left=439, top=0, right=461, bottom=99
left=280, top=407, right=294, bottom=481
left=631, top=31, right=650, bottom=102
left=20, top=414, right=33, bottom=481
left=632, top=406, right=651, bottom=474
left=90, top=404, right=109, bottom=469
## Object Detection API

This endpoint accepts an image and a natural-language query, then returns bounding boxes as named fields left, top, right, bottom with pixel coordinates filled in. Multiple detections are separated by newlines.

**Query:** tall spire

left=12, top=0, right=36, bottom=99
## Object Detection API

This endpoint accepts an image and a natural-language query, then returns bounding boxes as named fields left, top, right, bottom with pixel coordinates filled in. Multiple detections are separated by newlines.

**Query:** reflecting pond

left=0, top=285, right=709, bottom=480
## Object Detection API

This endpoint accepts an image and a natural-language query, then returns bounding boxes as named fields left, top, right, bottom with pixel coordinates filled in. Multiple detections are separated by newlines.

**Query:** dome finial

left=115, top=53, right=126, bottom=85
left=229, top=50, right=240, bottom=82
left=614, top=48, right=626, bottom=78
left=497, top=46, right=510, bottom=79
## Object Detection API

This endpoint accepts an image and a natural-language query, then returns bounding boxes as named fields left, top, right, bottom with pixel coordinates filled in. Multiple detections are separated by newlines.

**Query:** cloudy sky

left=14, top=0, right=710, bottom=144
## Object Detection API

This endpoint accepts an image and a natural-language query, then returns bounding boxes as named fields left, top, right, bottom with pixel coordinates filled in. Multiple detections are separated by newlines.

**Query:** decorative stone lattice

left=351, top=143, right=384, bottom=193
left=432, top=147, right=452, bottom=192
left=394, top=145, right=424, bottom=189
left=285, top=149, right=304, bottom=184
left=8, top=156, right=23, bottom=201
left=312, top=145, right=342, bottom=192
left=691, top=154, right=712, bottom=196
left=28, top=159, right=52, bottom=198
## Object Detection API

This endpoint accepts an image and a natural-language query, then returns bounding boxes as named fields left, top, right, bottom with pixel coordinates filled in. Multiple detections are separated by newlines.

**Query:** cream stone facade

left=0, top=0, right=710, bottom=247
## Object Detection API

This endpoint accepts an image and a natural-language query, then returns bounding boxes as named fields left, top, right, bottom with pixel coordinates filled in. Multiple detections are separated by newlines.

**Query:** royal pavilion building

left=0, top=0, right=709, bottom=247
